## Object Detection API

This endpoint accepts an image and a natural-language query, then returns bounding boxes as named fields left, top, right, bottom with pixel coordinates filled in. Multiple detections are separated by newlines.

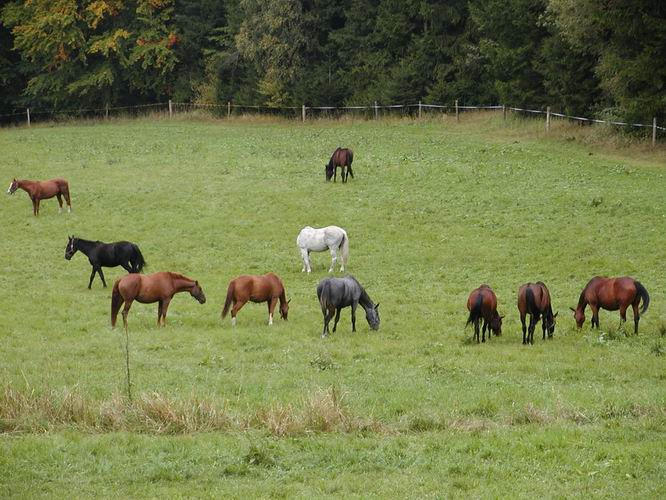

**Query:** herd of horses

left=6, top=145, right=652, bottom=340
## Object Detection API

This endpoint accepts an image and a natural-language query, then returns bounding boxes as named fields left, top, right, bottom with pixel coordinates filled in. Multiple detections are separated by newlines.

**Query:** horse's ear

left=287, top=298, right=291, bottom=304
left=553, top=311, right=559, bottom=318
left=569, top=307, right=576, bottom=312
left=195, top=280, right=199, bottom=286
left=375, top=303, right=380, bottom=310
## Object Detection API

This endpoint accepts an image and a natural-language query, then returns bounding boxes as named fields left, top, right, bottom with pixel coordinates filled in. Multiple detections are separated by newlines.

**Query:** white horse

left=296, top=225, right=349, bottom=273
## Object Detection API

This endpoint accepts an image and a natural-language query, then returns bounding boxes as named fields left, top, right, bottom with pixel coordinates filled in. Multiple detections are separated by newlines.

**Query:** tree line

left=1, top=0, right=664, bottom=125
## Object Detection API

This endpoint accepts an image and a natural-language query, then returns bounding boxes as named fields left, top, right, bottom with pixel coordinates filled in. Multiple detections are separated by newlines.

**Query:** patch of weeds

left=244, top=443, right=277, bottom=468
left=408, top=414, right=444, bottom=432
left=590, top=196, right=604, bottom=207
left=658, top=321, right=666, bottom=337
left=461, top=335, right=476, bottom=346
left=309, top=352, right=337, bottom=371
left=649, top=341, right=664, bottom=357
left=463, top=399, right=497, bottom=418
left=426, top=361, right=447, bottom=376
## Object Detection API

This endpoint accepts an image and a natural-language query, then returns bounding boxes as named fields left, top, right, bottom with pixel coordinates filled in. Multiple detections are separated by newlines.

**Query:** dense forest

left=1, top=0, right=664, bottom=124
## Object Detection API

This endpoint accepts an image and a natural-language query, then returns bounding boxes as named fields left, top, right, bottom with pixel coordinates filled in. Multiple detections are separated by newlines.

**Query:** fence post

left=653, top=117, right=657, bottom=146
left=418, top=100, right=422, bottom=120
left=374, top=101, right=378, bottom=120
left=546, top=106, right=551, bottom=132
left=227, top=101, right=231, bottom=119
left=168, top=99, right=172, bottom=118
left=26, top=108, right=30, bottom=127
left=302, top=104, right=306, bottom=123
left=455, top=99, right=459, bottom=122
left=502, top=105, right=506, bottom=121
left=105, top=103, right=109, bottom=120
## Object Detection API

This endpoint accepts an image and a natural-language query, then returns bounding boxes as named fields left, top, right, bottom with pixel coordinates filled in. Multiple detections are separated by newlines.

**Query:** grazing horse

left=325, top=147, right=354, bottom=183
left=317, top=275, right=379, bottom=337
left=221, top=273, right=290, bottom=326
left=296, top=225, right=349, bottom=273
left=7, top=178, right=71, bottom=215
left=466, top=285, right=503, bottom=343
left=65, top=236, right=146, bottom=289
left=517, top=282, right=558, bottom=345
left=111, top=272, right=205, bottom=328
left=571, top=276, right=649, bottom=334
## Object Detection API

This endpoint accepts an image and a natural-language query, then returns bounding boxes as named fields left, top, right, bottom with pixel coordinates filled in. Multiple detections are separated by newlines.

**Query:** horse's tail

left=221, top=282, right=234, bottom=319
left=525, top=286, right=537, bottom=315
left=132, top=244, right=146, bottom=273
left=318, top=280, right=331, bottom=313
left=339, top=230, right=349, bottom=267
left=635, top=280, right=650, bottom=314
left=466, top=293, right=483, bottom=327
left=111, top=280, right=123, bottom=327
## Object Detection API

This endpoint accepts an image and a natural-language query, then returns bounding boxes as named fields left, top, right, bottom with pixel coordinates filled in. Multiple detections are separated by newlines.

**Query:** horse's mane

left=168, top=272, right=193, bottom=282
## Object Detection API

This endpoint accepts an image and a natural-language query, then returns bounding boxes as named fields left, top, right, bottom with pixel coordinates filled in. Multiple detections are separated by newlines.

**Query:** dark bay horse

left=65, top=236, right=146, bottom=289
left=221, top=273, right=290, bottom=326
left=466, top=285, right=503, bottom=343
left=518, top=282, right=558, bottom=345
left=111, top=272, right=205, bottom=328
left=571, top=276, right=649, bottom=334
left=325, top=147, right=354, bottom=183
left=7, top=178, right=71, bottom=215
left=317, top=275, right=379, bottom=337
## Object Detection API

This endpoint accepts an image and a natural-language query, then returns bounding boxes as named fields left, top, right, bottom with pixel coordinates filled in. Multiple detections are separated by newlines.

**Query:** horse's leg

left=521, top=313, right=527, bottom=345
left=88, top=267, right=97, bottom=289
left=619, top=303, right=628, bottom=332
left=121, top=299, right=134, bottom=330
left=341, top=166, right=347, bottom=183
left=482, top=320, right=487, bottom=342
left=351, top=302, right=358, bottom=332
left=347, top=164, right=354, bottom=179
left=322, top=306, right=335, bottom=337
left=56, top=193, right=63, bottom=213
left=231, top=299, right=247, bottom=327
left=161, top=297, right=172, bottom=326
left=267, top=298, right=277, bottom=325
left=332, top=308, right=342, bottom=332
left=474, top=319, right=480, bottom=343
left=157, top=300, right=163, bottom=326
left=328, top=246, right=337, bottom=273
left=64, top=189, right=71, bottom=212
left=97, top=267, right=108, bottom=288
left=31, top=197, right=38, bottom=216
left=299, top=247, right=310, bottom=273
left=528, top=315, right=536, bottom=345
left=590, top=305, right=599, bottom=329
left=632, top=302, right=640, bottom=335
left=121, top=262, right=132, bottom=273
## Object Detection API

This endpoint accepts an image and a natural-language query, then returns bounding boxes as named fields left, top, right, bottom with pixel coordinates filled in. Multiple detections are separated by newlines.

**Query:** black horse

left=65, top=235, right=146, bottom=289
left=325, top=147, right=354, bottom=183
left=317, top=275, right=379, bottom=337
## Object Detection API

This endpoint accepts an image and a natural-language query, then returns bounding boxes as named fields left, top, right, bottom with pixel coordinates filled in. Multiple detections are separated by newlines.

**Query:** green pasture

left=1, top=114, right=664, bottom=497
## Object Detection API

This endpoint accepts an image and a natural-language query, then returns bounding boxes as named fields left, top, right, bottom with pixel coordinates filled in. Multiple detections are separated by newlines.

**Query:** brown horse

left=111, top=272, right=206, bottom=329
left=221, top=273, right=290, bottom=326
left=7, top=178, right=71, bottom=216
left=325, top=147, right=354, bottom=183
left=466, top=285, right=503, bottom=343
left=518, top=282, right=558, bottom=345
left=570, top=276, right=649, bottom=334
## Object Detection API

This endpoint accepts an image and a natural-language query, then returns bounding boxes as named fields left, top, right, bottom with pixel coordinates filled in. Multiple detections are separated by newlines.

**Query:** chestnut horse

left=466, top=285, right=503, bottom=343
left=7, top=178, right=71, bottom=215
left=518, top=282, right=558, bottom=345
left=325, top=147, right=354, bottom=183
left=570, top=276, right=649, bottom=334
left=111, top=272, right=206, bottom=329
left=221, top=273, right=290, bottom=326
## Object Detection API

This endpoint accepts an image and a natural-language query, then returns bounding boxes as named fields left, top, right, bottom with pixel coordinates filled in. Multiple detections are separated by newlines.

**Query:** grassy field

left=1, top=113, right=664, bottom=497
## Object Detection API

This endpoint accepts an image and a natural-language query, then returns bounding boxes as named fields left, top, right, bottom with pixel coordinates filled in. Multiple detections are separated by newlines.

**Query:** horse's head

left=280, top=298, right=291, bottom=320
left=7, top=179, right=18, bottom=195
left=545, top=311, right=558, bottom=337
left=325, top=162, right=334, bottom=181
left=366, top=303, right=380, bottom=330
left=489, top=312, right=504, bottom=336
left=191, top=281, right=206, bottom=304
left=570, top=307, right=584, bottom=328
left=65, top=236, right=78, bottom=260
